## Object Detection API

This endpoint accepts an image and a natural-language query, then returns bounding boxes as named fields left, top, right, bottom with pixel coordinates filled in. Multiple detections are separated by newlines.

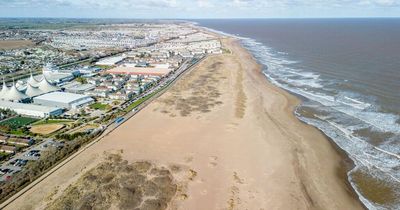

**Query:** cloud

left=197, top=0, right=214, bottom=8
left=2, top=0, right=400, bottom=9
left=0, top=0, right=72, bottom=8
left=0, top=0, right=399, bottom=18
left=0, top=0, right=178, bottom=9
left=76, top=0, right=179, bottom=9
left=230, top=0, right=253, bottom=7
left=226, top=0, right=400, bottom=8
left=360, top=0, right=400, bottom=6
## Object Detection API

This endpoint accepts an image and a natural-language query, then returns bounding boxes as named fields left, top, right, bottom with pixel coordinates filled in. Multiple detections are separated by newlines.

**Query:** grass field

left=0, top=117, right=38, bottom=129
left=68, top=124, right=98, bottom=134
left=124, top=91, right=159, bottom=112
left=58, top=58, right=94, bottom=69
left=90, top=103, right=111, bottom=111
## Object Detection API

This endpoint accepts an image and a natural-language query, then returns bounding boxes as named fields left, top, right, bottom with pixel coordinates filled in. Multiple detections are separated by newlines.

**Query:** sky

left=0, top=0, right=400, bottom=18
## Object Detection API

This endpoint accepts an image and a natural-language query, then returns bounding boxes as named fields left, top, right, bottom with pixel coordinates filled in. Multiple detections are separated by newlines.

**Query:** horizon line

left=1, top=17, right=400, bottom=20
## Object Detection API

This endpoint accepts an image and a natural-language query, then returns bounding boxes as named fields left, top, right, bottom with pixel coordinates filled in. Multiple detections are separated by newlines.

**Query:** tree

left=76, top=77, right=87, bottom=84
left=0, top=125, right=11, bottom=133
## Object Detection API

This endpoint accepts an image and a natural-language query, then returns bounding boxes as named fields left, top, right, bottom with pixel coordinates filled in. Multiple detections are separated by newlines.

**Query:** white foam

left=302, top=116, right=400, bottom=182
left=265, top=63, right=400, bottom=134
left=336, top=96, right=371, bottom=110
left=286, top=78, right=323, bottom=88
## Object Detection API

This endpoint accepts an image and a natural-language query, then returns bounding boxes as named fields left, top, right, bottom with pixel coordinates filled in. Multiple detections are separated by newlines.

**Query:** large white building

left=34, top=91, right=94, bottom=110
left=0, top=101, right=63, bottom=118
left=96, top=55, right=126, bottom=66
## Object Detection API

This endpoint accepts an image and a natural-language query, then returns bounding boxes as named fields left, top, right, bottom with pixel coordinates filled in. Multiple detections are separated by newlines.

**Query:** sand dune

left=3, top=38, right=363, bottom=210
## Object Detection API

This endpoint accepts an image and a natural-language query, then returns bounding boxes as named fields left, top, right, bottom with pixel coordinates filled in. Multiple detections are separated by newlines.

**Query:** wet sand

left=3, top=38, right=364, bottom=210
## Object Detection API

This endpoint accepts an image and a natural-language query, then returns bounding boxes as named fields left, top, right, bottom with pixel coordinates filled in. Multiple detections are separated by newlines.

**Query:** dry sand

left=30, top=124, right=65, bottom=135
left=3, top=38, right=364, bottom=210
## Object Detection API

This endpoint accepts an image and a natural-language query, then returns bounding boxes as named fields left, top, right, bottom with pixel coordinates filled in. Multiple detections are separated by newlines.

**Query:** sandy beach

left=3, top=37, right=364, bottom=210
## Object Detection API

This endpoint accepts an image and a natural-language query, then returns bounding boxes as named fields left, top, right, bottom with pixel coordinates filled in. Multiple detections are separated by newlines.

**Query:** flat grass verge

left=89, top=103, right=111, bottom=111
left=124, top=91, right=158, bottom=112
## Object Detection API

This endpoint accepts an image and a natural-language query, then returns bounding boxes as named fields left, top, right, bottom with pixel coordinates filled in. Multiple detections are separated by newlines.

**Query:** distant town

left=0, top=20, right=222, bottom=199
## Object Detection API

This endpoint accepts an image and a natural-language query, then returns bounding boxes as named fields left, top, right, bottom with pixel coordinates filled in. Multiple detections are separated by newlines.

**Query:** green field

left=123, top=79, right=176, bottom=113
left=9, top=130, right=26, bottom=136
left=90, top=103, right=111, bottom=110
left=58, top=58, right=95, bottom=69
left=0, top=117, right=38, bottom=129
left=124, top=92, right=158, bottom=112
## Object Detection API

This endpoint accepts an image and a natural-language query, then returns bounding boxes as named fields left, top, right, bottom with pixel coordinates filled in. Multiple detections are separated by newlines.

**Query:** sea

left=195, top=18, right=400, bottom=210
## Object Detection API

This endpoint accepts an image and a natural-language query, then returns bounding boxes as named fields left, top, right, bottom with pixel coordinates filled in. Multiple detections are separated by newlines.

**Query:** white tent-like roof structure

left=38, top=76, right=60, bottom=92
left=0, top=79, right=9, bottom=100
left=4, top=81, right=29, bottom=102
left=27, top=72, right=40, bottom=87
left=25, top=83, right=44, bottom=98
left=1, top=65, right=63, bottom=101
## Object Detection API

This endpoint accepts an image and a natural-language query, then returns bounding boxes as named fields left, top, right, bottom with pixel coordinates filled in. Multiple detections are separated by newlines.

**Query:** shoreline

left=228, top=36, right=365, bottom=209
left=230, top=27, right=400, bottom=209
left=222, top=27, right=370, bottom=209
left=2, top=36, right=365, bottom=210
left=278, top=88, right=366, bottom=209
left=265, top=75, right=366, bottom=208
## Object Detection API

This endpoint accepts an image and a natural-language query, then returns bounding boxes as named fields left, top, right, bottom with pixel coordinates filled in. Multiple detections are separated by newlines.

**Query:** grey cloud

left=0, top=0, right=72, bottom=7
left=227, top=0, right=400, bottom=7
left=1, top=0, right=399, bottom=10
left=0, top=0, right=178, bottom=9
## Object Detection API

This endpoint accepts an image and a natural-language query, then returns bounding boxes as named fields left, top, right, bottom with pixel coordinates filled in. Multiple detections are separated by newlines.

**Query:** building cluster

left=0, top=65, right=94, bottom=118
left=149, top=31, right=222, bottom=58
left=0, top=26, right=223, bottom=119
left=0, top=135, right=33, bottom=154
left=45, top=23, right=196, bottom=51
left=0, top=30, right=46, bottom=43
left=85, top=73, right=161, bottom=100
left=48, top=31, right=152, bottom=50
left=0, top=23, right=202, bottom=82
left=0, top=47, right=79, bottom=75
